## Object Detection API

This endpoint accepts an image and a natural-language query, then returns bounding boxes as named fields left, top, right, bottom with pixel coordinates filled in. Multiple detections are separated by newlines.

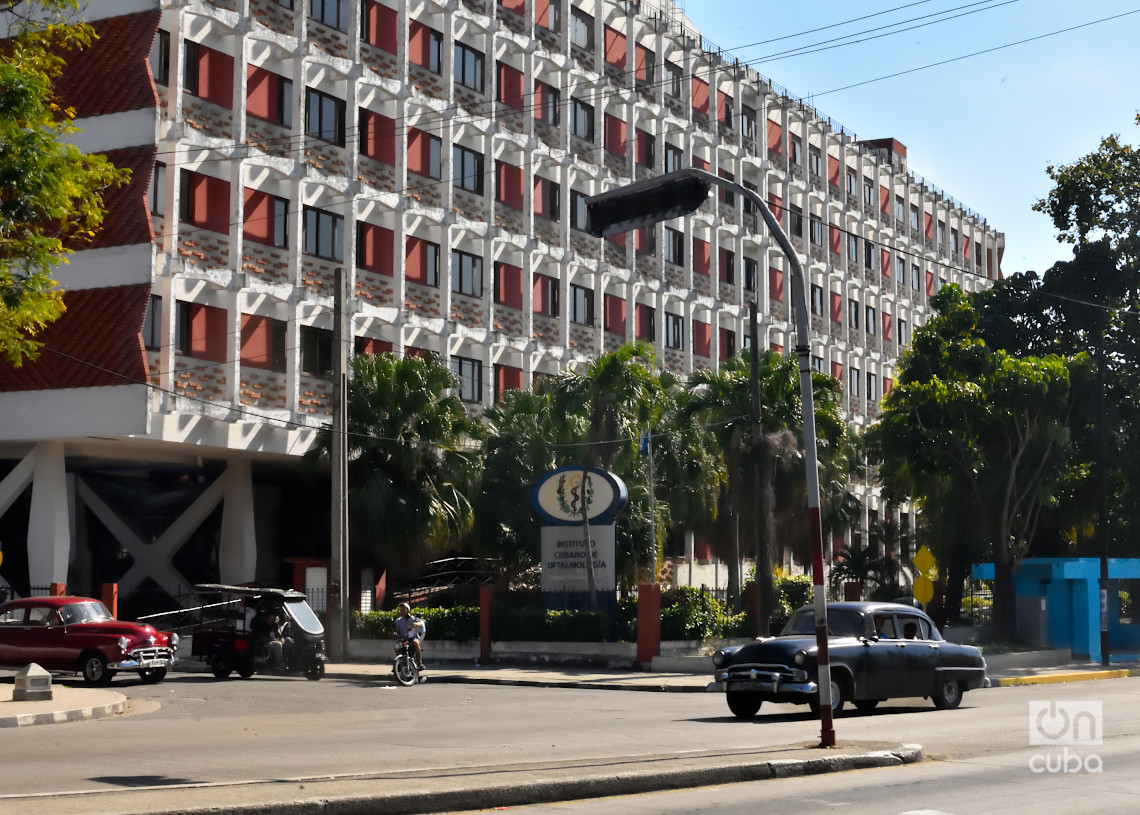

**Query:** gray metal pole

left=330, top=266, right=350, bottom=662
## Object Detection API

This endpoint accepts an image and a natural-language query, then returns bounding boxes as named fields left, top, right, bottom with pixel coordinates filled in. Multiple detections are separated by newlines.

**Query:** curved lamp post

left=586, top=168, right=835, bottom=747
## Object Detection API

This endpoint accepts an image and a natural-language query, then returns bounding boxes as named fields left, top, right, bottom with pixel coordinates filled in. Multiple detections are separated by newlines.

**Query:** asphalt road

left=1, top=669, right=1137, bottom=812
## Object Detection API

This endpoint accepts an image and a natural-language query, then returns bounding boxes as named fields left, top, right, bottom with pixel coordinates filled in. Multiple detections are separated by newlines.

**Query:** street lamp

left=587, top=168, right=836, bottom=747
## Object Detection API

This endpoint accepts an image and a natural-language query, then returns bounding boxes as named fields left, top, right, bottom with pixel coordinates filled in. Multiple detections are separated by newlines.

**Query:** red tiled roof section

left=0, top=285, right=150, bottom=392
left=57, top=11, right=161, bottom=118
left=67, top=145, right=157, bottom=251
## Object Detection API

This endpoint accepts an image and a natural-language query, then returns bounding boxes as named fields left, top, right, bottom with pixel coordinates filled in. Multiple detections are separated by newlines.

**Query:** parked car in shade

left=711, top=601, right=986, bottom=719
left=0, top=596, right=178, bottom=686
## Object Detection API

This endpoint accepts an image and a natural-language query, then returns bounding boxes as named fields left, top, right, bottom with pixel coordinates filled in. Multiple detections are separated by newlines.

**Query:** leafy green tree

left=868, top=285, right=1075, bottom=641
left=0, top=1, right=129, bottom=364
left=307, top=353, right=483, bottom=581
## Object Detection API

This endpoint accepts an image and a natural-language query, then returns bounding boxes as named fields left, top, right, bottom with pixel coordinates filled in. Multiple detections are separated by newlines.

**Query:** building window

left=846, top=168, right=857, bottom=196
left=811, top=355, right=824, bottom=374
left=896, top=256, right=906, bottom=279
left=143, top=295, right=162, bottom=350
left=741, top=105, right=756, bottom=141
left=809, top=217, right=824, bottom=246
left=937, top=220, right=946, bottom=244
left=664, top=227, right=684, bottom=265
left=951, top=227, right=960, bottom=253
left=790, top=204, right=803, bottom=237
left=664, top=60, right=682, bottom=98
left=310, top=0, right=347, bottom=29
left=150, top=29, right=170, bottom=85
left=537, top=0, right=560, bottom=29
left=910, top=204, right=920, bottom=229
left=149, top=162, right=166, bottom=215
left=452, top=356, right=483, bottom=402
left=895, top=196, right=905, bottom=220
left=664, top=143, right=683, bottom=174
left=864, top=240, right=875, bottom=269
left=535, top=81, right=560, bottom=124
left=721, top=94, right=734, bottom=127
left=451, top=249, right=483, bottom=297
left=453, top=145, right=484, bottom=194
left=306, top=87, right=346, bottom=145
left=790, top=135, right=802, bottom=166
left=570, top=7, right=593, bottom=48
left=809, top=146, right=821, bottom=176
left=300, top=326, right=334, bottom=376
left=665, top=312, right=684, bottom=349
left=570, top=99, right=594, bottom=139
left=534, top=176, right=560, bottom=221
left=863, top=179, right=874, bottom=207
left=847, top=234, right=858, bottom=259
left=720, top=249, right=735, bottom=283
left=249, top=68, right=292, bottom=127
left=810, top=284, right=823, bottom=316
left=867, top=372, right=878, bottom=401
left=570, top=190, right=589, bottom=231
left=866, top=305, right=876, bottom=334
left=635, top=129, right=655, bottom=168
left=849, top=367, right=861, bottom=397
left=569, top=283, right=594, bottom=325
left=911, top=264, right=921, bottom=290
left=848, top=298, right=860, bottom=330
left=303, top=206, right=344, bottom=261
left=454, top=42, right=485, bottom=92
left=744, top=257, right=757, bottom=291
left=899, top=318, right=909, bottom=345
left=408, top=128, right=442, bottom=179
left=245, top=190, right=289, bottom=248
left=533, top=273, right=558, bottom=316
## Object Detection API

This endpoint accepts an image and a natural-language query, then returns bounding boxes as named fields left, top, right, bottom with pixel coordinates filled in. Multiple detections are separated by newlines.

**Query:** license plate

left=138, top=659, right=167, bottom=668
left=727, top=680, right=772, bottom=692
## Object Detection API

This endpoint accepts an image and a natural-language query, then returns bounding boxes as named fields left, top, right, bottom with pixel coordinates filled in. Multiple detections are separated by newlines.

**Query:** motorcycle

left=393, top=637, right=422, bottom=686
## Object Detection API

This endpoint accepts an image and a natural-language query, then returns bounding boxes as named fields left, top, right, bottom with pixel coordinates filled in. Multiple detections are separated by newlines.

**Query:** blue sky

left=678, top=0, right=1140, bottom=277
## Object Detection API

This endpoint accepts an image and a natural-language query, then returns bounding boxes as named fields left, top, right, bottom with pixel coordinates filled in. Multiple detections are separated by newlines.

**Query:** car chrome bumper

left=111, top=649, right=176, bottom=670
left=714, top=668, right=816, bottom=696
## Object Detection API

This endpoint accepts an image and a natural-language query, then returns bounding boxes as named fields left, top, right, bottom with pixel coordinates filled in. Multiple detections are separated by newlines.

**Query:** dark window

left=741, top=105, right=756, bottom=141
left=143, top=295, right=162, bottom=350
left=149, top=162, right=166, bottom=215
left=300, top=325, right=334, bottom=376
left=664, top=61, right=682, bottom=98
left=309, top=0, right=347, bottom=31
left=306, top=87, right=346, bottom=145
left=569, top=283, right=594, bottom=325
left=452, top=356, right=483, bottom=402
left=536, top=81, right=560, bottom=124
left=790, top=204, right=803, bottom=237
left=810, top=217, right=823, bottom=246
left=911, top=264, right=921, bottom=290
left=848, top=298, right=860, bottom=330
left=570, top=99, right=594, bottom=139
left=809, top=146, right=821, bottom=176
left=454, top=42, right=485, bottom=92
left=533, top=273, right=559, bottom=316
left=910, top=204, right=920, bottom=229
left=303, top=206, right=344, bottom=261
left=866, top=305, right=876, bottom=334
left=570, top=190, right=589, bottom=231
left=665, top=313, right=683, bottom=349
left=570, top=7, right=593, bottom=48
left=744, top=257, right=758, bottom=291
left=664, top=227, right=683, bottom=265
left=150, top=30, right=170, bottom=85
left=789, top=136, right=801, bottom=165
left=664, top=143, right=683, bottom=174
left=424, top=240, right=441, bottom=286
left=810, top=284, right=823, bottom=316
left=453, top=145, right=484, bottom=194
left=451, top=249, right=483, bottom=296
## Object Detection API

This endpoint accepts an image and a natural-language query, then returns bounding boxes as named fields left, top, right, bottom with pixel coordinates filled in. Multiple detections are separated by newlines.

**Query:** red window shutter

left=830, top=291, right=842, bottom=323
left=405, top=236, right=427, bottom=284
left=190, top=174, right=229, bottom=233
left=831, top=361, right=843, bottom=381
left=359, top=223, right=394, bottom=276
left=768, top=193, right=783, bottom=220
left=635, top=129, right=652, bottom=166
left=495, top=364, right=524, bottom=402
left=987, top=248, right=994, bottom=277
left=532, top=273, right=554, bottom=313
left=246, top=66, right=272, bottom=120
left=409, top=21, right=432, bottom=69
left=497, top=161, right=524, bottom=209
left=768, top=267, right=784, bottom=301
left=606, top=230, right=627, bottom=248
left=604, top=26, right=626, bottom=69
left=407, top=128, right=429, bottom=175
left=766, top=120, right=783, bottom=153
left=495, top=262, right=523, bottom=309
left=604, top=294, right=626, bottom=335
left=499, top=0, right=525, bottom=13
left=534, top=0, right=551, bottom=26
left=693, top=156, right=710, bottom=172
left=497, top=62, right=524, bottom=109
left=693, top=238, right=710, bottom=275
left=202, top=304, right=227, bottom=361
left=358, top=337, right=393, bottom=355
left=926, top=271, right=935, bottom=296
left=964, top=235, right=971, bottom=259
left=693, top=319, right=711, bottom=357
left=365, top=1, right=398, bottom=52
left=881, top=248, right=891, bottom=276
left=718, top=327, right=733, bottom=360
left=924, top=211, right=933, bottom=238
left=829, top=224, right=841, bottom=254
left=635, top=303, right=654, bottom=339
left=604, top=114, right=627, bottom=155
left=827, top=155, right=840, bottom=188
left=882, top=312, right=893, bottom=341
left=883, top=377, right=893, bottom=394
left=717, top=90, right=728, bottom=118
left=243, top=188, right=273, bottom=245
left=635, top=44, right=651, bottom=81
left=534, top=176, right=556, bottom=219
left=879, top=185, right=890, bottom=214
left=198, top=44, right=234, bottom=108
left=694, top=539, right=712, bottom=561
left=240, top=314, right=274, bottom=369
left=363, top=111, right=396, bottom=165
left=769, top=343, right=783, bottom=354
left=635, top=226, right=652, bottom=254
left=691, top=77, right=709, bottom=115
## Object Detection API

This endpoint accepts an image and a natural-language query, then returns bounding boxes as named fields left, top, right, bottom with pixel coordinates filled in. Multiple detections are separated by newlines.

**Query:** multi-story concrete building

left=0, top=0, right=1002, bottom=608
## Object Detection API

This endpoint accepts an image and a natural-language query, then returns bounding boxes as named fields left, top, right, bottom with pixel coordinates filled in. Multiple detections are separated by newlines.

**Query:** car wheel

left=726, top=691, right=763, bottom=719
left=854, top=699, right=882, bottom=713
left=237, top=658, right=256, bottom=678
left=932, top=677, right=964, bottom=710
left=138, top=668, right=167, bottom=684
left=212, top=657, right=233, bottom=679
left=305, top=660, right=325, bottom=681
left=80, top=652, right=111, bottom=686
left=809, top=676, right=846, bottom=716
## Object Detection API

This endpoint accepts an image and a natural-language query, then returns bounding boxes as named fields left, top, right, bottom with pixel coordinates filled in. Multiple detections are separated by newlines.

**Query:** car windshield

left=283, top=598, right=324, bottom=635
left=60, top=601, right=114, bottom=624
left=781, top=609, right=866, bottom=637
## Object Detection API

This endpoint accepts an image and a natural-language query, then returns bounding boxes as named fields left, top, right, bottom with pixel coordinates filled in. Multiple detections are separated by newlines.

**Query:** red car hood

left=69, top=620, right=171, bottom=644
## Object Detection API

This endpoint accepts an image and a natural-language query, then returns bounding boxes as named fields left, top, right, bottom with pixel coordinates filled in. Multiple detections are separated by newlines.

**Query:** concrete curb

left=134, top=745, right=925, bottom=815
left=0, top=691, right=126, bottom=728
left=991, top=667, right=1140, bottom=687
left=421, top=673, right=711, bottom=692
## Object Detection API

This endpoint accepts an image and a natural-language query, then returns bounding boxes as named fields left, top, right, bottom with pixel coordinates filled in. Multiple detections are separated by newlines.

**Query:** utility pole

left=329, top=266, right=350, bottom=662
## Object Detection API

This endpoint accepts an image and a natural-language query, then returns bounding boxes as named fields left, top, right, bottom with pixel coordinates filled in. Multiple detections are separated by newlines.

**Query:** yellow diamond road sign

left=913, top=545, right=936, bottom=575
left=913, top=575, right=934, bottom=605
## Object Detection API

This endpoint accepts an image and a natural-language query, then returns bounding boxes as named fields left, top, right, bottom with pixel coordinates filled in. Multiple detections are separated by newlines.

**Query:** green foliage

left=0, top=4, right=131, bottom=364
left=659, top=586, right=734, bottom=640
left=352, top=606, right=480, bottom=641
left=352, top=604, right=612, bottom=642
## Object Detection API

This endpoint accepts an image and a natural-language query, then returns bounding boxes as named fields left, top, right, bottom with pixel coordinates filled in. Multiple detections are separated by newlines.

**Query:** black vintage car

left=711, top=601, right=986, bottom=719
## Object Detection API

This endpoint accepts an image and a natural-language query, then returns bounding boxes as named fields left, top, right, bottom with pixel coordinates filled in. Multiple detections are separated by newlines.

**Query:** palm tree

left=306, top=353, right=483, bottom=582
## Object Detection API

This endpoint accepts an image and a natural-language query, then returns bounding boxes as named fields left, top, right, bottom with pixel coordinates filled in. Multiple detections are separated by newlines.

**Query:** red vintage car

left=0, top=595, right=178, bottom=685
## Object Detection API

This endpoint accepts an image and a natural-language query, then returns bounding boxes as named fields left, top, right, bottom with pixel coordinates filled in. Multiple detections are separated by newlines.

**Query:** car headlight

left=118, top=636, right=130, bottom=652
left=794, top=650, right=807, bottom=666
left=712, top=649, right=727, bottom=668
left=170, top=633, right=180, bottom=649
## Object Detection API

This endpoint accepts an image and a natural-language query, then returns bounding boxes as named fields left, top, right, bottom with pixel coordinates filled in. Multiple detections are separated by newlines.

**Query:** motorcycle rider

left=394, top=602, right=424, bottom=669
